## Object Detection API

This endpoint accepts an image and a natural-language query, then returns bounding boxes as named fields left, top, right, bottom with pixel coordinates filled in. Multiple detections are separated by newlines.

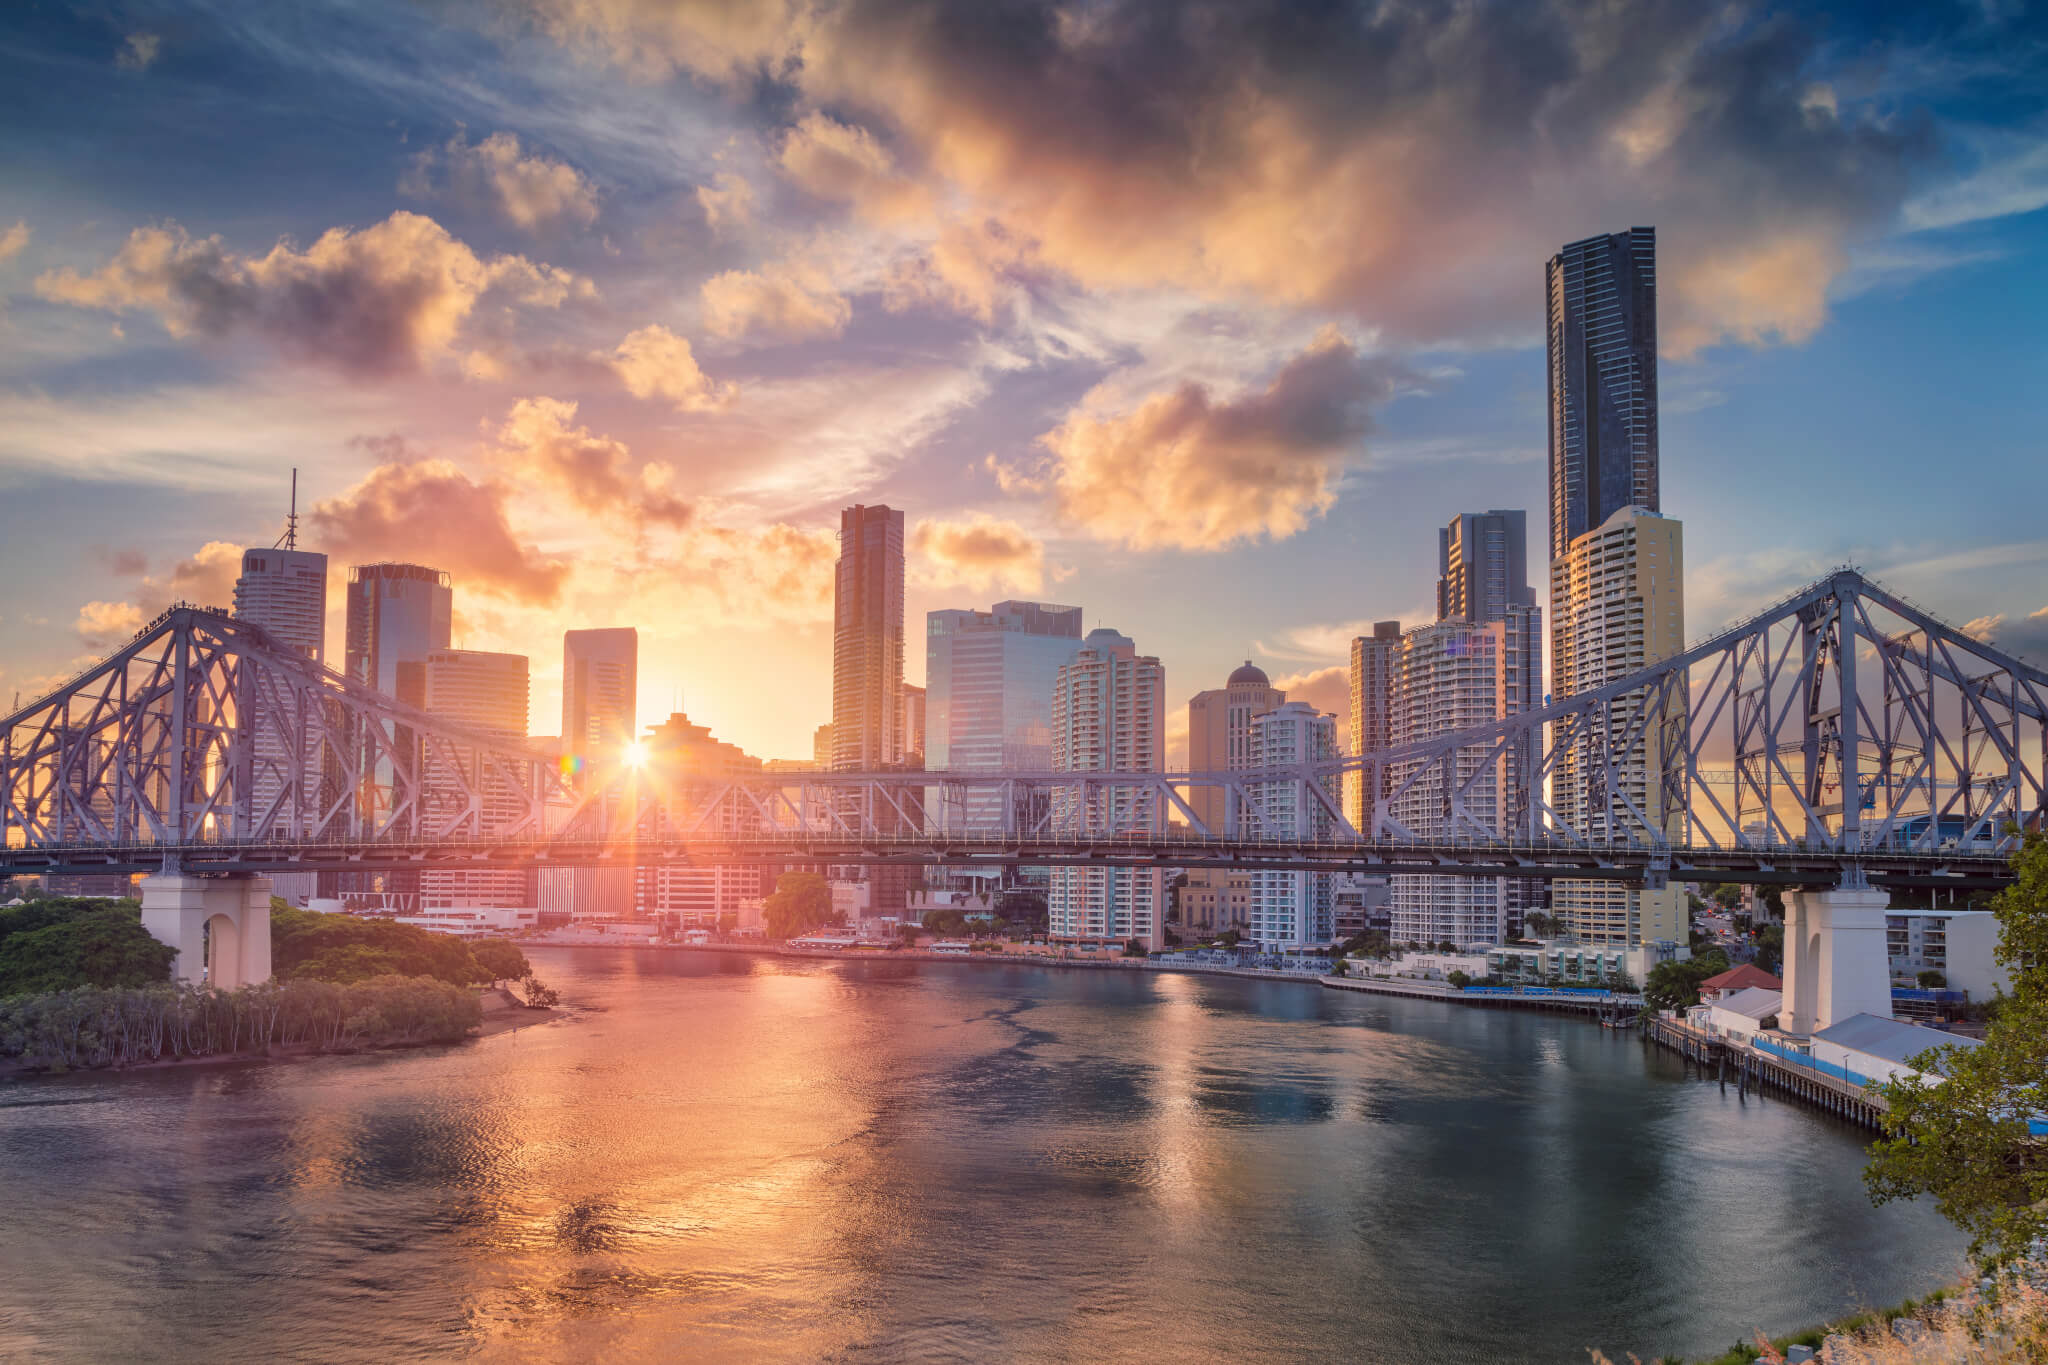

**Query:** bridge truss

left=2, top=570, right=2042, bottom=891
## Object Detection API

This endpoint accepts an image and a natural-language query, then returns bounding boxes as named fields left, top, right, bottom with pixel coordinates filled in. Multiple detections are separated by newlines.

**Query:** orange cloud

left=1021, top=330, right=1409, bottom=551
left=401, top=130, right=599, bottom=232
left=488, top=396, right=692, bottom=527
left=912, top=514, right=1045, bottom=593
left=74, top=540, right=244, bottom=649
left=35, top=211, right=591, bottom=376
left=310, top=458, right=568, bottom=603
left=1269, top=665, right=1350, bottom=745
left=700, top=259, right=851, bottom=341
left=606, top=324, right=733, bottom=411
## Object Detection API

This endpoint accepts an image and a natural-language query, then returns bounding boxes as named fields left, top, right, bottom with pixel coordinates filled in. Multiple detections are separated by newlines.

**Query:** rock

left=1892, top=1318, right=1927, bottom=1344
left=1786, top=1346, right=1816, bottom=1363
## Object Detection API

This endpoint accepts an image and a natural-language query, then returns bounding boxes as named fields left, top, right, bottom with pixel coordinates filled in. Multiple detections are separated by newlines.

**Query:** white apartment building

left=1386, top=610, right=1539, bottom=947
left=1887, top=909, right=2007, bottom=999
left=1048, top=629, right=1165, bottom=949
left=1549, top=505, right=1687, bottom=950
left=1245, top=702, right=1340, bottom=947
left=233, top=546, right=328, bottom=855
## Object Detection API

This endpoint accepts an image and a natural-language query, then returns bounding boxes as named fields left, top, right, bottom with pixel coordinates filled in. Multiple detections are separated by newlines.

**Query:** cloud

left=534, top=0, right=1935, bottom=354
left=884, top=218, right=1036, bottom=324
left=1903, top=135, right=2048, bottom=232
left=701, top=259, right=851, bottom=340
left=606, top=323, right=733, bottom=411
left=1017, top=329, right=1409, bottom=551
left=74, top=540, right=244, bottom=650
left=402, top=130, right=599, bottom=231
left=0, top=221, right=27, bottom=262
left=309, top=458, right=569, bottom=603
left=116, top=32, right=161, bottom=71
left=1269, top=664, right=1350, bottom=742
left=1961, top=613, right=2004, bottom=643
left=35, top=211, right=591, bottom=377
left=487, top=396, right=693, bottom=527
left=776, top=112, right=930, bottom=221
left=911, top=514, right=1045, bottom=593
left=695, top=173, right=756, bottom=233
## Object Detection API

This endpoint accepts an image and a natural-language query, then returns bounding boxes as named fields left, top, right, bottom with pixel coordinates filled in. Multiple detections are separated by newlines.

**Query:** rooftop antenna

left=273, top=467, right=300, bottom=550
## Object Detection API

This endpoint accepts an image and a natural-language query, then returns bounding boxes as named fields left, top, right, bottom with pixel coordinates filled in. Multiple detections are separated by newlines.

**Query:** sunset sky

left=2, top=0, right=2044, bottom=763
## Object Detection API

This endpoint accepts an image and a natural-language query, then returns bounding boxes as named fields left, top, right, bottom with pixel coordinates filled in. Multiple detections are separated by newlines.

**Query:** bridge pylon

left=1780, top=884, right=1892, bottom=1035
left=139, top=874, right=274, bottom=990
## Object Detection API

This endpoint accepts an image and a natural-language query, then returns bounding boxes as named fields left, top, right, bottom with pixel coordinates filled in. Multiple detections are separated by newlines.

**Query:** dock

left=1640, top=1014, right=1889, bottom=1128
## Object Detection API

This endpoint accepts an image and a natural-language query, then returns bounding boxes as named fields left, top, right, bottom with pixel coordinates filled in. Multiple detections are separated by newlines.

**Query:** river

left=0, top=948, right=1967, bottom=1362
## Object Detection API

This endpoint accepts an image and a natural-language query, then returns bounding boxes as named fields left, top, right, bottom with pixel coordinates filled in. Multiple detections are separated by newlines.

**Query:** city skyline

left=1, top=2, right=2045, bottom=768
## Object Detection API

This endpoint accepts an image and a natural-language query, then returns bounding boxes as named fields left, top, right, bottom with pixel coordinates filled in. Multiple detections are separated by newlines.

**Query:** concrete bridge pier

left=139, top=874, right=274, bottom=989
left=1781, top=885, right=1891, bottom=1035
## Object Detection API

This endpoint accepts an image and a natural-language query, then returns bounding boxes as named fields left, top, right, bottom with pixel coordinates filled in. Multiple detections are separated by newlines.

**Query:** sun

left=623, top=740, right=651, bottom=769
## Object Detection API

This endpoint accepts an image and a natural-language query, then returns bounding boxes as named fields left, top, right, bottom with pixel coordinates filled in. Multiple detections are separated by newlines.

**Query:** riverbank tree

left=1642, top=948, right=1731, bottom=1012
left=764, top=872, right=835, bottom=940
left=1866, top=830, right=2048, bottom=1266
left=0, top=897, right=175, bottom=995
left=0, top=974, right=483, bottom=1071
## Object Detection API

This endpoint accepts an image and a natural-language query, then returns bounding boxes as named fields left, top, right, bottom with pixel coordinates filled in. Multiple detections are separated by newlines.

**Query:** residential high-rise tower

left=831, top=505, right=905, bottom=771
left=1048, top=629, right=1165, bottom=949
left=1547, top=227, right=1659, bottom=562
left=1245, top=701, right=1341, bottom=947
left=1186, top=662, right=1285, bottom=836
left=1346, top=621, right=1402, bottom=833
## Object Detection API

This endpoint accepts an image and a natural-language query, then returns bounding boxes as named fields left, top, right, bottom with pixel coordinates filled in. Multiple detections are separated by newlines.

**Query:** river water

left=0, top=949, right=1966, bottom=1362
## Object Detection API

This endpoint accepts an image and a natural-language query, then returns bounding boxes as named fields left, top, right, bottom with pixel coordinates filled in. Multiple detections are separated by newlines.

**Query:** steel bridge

left=2, top=568, right=2043, bottom=894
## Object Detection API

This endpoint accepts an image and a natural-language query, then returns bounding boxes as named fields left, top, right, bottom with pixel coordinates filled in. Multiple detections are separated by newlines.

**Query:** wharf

left=1640, top=1014, right=1889, bottom=1128
left=1319, top=974, right=1639, bottom=1020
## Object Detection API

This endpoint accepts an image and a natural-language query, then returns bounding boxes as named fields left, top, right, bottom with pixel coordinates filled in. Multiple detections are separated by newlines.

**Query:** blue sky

left=1, top=0, right=2044, bottom=760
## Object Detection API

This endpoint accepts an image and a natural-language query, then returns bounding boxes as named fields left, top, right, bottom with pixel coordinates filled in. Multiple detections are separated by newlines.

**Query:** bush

left=1447, top=970, right=1471, bottom=988
left=0, top=902, right=175, bottom=996
left=1917, top=968, right=1948, bottom=989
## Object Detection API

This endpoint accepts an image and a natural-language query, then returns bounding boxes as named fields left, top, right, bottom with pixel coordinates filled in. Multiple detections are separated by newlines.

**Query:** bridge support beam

left=139, top=875, right=274, bottom=990
left=1781, top=886, right=1891, bottom=1036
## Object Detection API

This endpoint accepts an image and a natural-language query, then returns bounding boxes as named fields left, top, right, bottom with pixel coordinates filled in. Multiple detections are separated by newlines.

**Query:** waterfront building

left=1346, top=621, right=1401, bottom=832
left=1548, top=505, right=1686, bottom=949
left=1177, top=869, right=1250, bottom=937
left=831, top=504, right=906, bottom=770
left=233, top=541, right=329, bottom=868
left=1546, top=226, right=1659, bottom=563
left=1385, top=612, right=1538, bottom=947
left=1048, top=629, right=1165, bottom=949
left=1244, top=701, right=1341, bottom=947
left=924, top=600, right=1083, bottom=831
left=632, top=711, right=768, bottom=928
left=1186, top=662, right=1286, bottom=835
left=1886, top=909, right=2007, bottom=998
left=420, top=649, right=536, bottom=914
left=561, top=628, right=637, bottom=763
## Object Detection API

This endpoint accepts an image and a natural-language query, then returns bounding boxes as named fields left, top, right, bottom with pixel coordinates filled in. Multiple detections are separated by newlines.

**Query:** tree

left=1866, top=831, right=2048, bottom=1266
left=764, top=872, right=835, bottom=941
left=1754, top=923, right=1784, bottom=975
left=469, top=939, right=530, bottom=984
left=1522, top=912, right=1555, bottom=939
left=521, top=974, right=561, bottom=1007
left=0, top=902, right=175, bottom=995
left=273, top=914, right=486, bottom=986
left=996, top=889, right=1047, bottom=932
left=1711, top=883, right=1743, bottom=910
left=1642, top=948, right=1730, bottom=1012
left=1122, top=938, right=1148, bottom=957
left=1917, top=968, right=1948, bottom=989
left=1435, top=940, right=1458, bottom=954
left=1446, top=970, right=1471, bottom=988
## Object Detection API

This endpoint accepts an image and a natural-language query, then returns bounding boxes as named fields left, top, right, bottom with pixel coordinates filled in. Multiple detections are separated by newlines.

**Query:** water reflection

left=0, top=949, right=1968, bottom=1364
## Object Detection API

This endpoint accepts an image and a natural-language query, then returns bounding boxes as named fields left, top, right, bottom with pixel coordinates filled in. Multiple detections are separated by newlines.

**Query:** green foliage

left=1866, top=830, right=2048, bottom=1266
left=273, top=911, right=486, bottom=986
left=764, top=872, right=836, bottom=941
left=1446, top=970, right=1471, bottom=988
left=1710, top=883, right=1744, bottom=910
left=1435, top=940, right=1458, bottom=953
left=1642, top=948, right=1731, bottom=1012
left=520, top=974, right=560, bottom=1007
left=1917, top=968, right=1949, bottom=989
left=1329, top=958, right=1348, bottom=977
left=0, top=898, right=174, bottom=996
left=1215, top=929, right=1242, bottom=949
left=922, top=907, right=973, bottom=935
left=468, top=938, right=530, bottom=983
left=996, top=889, right=1048, bottom=930
left=1122, top=938, right=1148, bottom=957
left=1753, top=923, right=1784, bottom=975
left=1521, top=912, right=1555, bottom=939
left=0, top=974, right=481, bottom=1070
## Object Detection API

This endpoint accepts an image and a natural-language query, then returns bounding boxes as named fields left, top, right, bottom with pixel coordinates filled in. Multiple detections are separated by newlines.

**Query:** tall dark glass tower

left=1546, top=227, right=1658, bottom=561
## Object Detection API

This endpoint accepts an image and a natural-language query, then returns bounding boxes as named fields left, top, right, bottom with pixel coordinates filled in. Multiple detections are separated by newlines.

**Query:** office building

left=900, top=684, right=926, bottom=765
left=633, top=711, right=769, bottom=928
left=345, top=563, right=453, bottom=703
left=1178, top=869, right=1250, bottom=937
left=1346, top=622, right=1401, bottom=832
left=831, top=504, right=906, bottom=770
left=233, top=543, right=328, bottom=859
left=924, top=600, right=1083, bottom=831
left=812, top=723, right=833, bottom=768
left=1245, top=702, right=1341, bottom=947
left=1548, top=505, right=1686, bottom=948
left=562, top=628, right=638, bottom=763
left=420, top=649, right=536, bottom=913
left=1048, top=629, right=1166, bottom=949
left=1547, top=227, right=1659, bottom=562
left=1439, top=510, right=1535, bottom=624
left=1186, top=662, right=1286, bottom=835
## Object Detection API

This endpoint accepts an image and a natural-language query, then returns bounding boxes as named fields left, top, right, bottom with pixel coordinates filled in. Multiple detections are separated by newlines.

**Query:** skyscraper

left=831, top=505, right=905, bottom=771
left=1346, top=621, right=1402, bottom=833
left=345, top=563, right=453, bottom=706
left=900, top=684, right=926, bottom=765
left=1186, top=662, right=1285, bottom=836
left=1048, top=629, right=1165, bottom=949
left=1438, top=510, right=1534, bottom=624
left=924, top=600, right=1082, bottom=831
left=234, top=543, right=328, bottom=847
left=420, top=648, right=535, bottom=913
left=1548, top=505, right=1687, bottom=950
left=633, top=711, right=767, bottom=929
left=1245, top=701, right=1340, bottom=947
left=1547, top=227, right=1659, bottom=562
left=561, top=628, right=638, bottom=763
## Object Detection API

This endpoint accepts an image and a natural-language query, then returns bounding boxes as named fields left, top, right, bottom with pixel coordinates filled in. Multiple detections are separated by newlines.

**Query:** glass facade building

left=1547, top=227, right=1659, bottom=562
left=925, top=600, right=1082, bottom=832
